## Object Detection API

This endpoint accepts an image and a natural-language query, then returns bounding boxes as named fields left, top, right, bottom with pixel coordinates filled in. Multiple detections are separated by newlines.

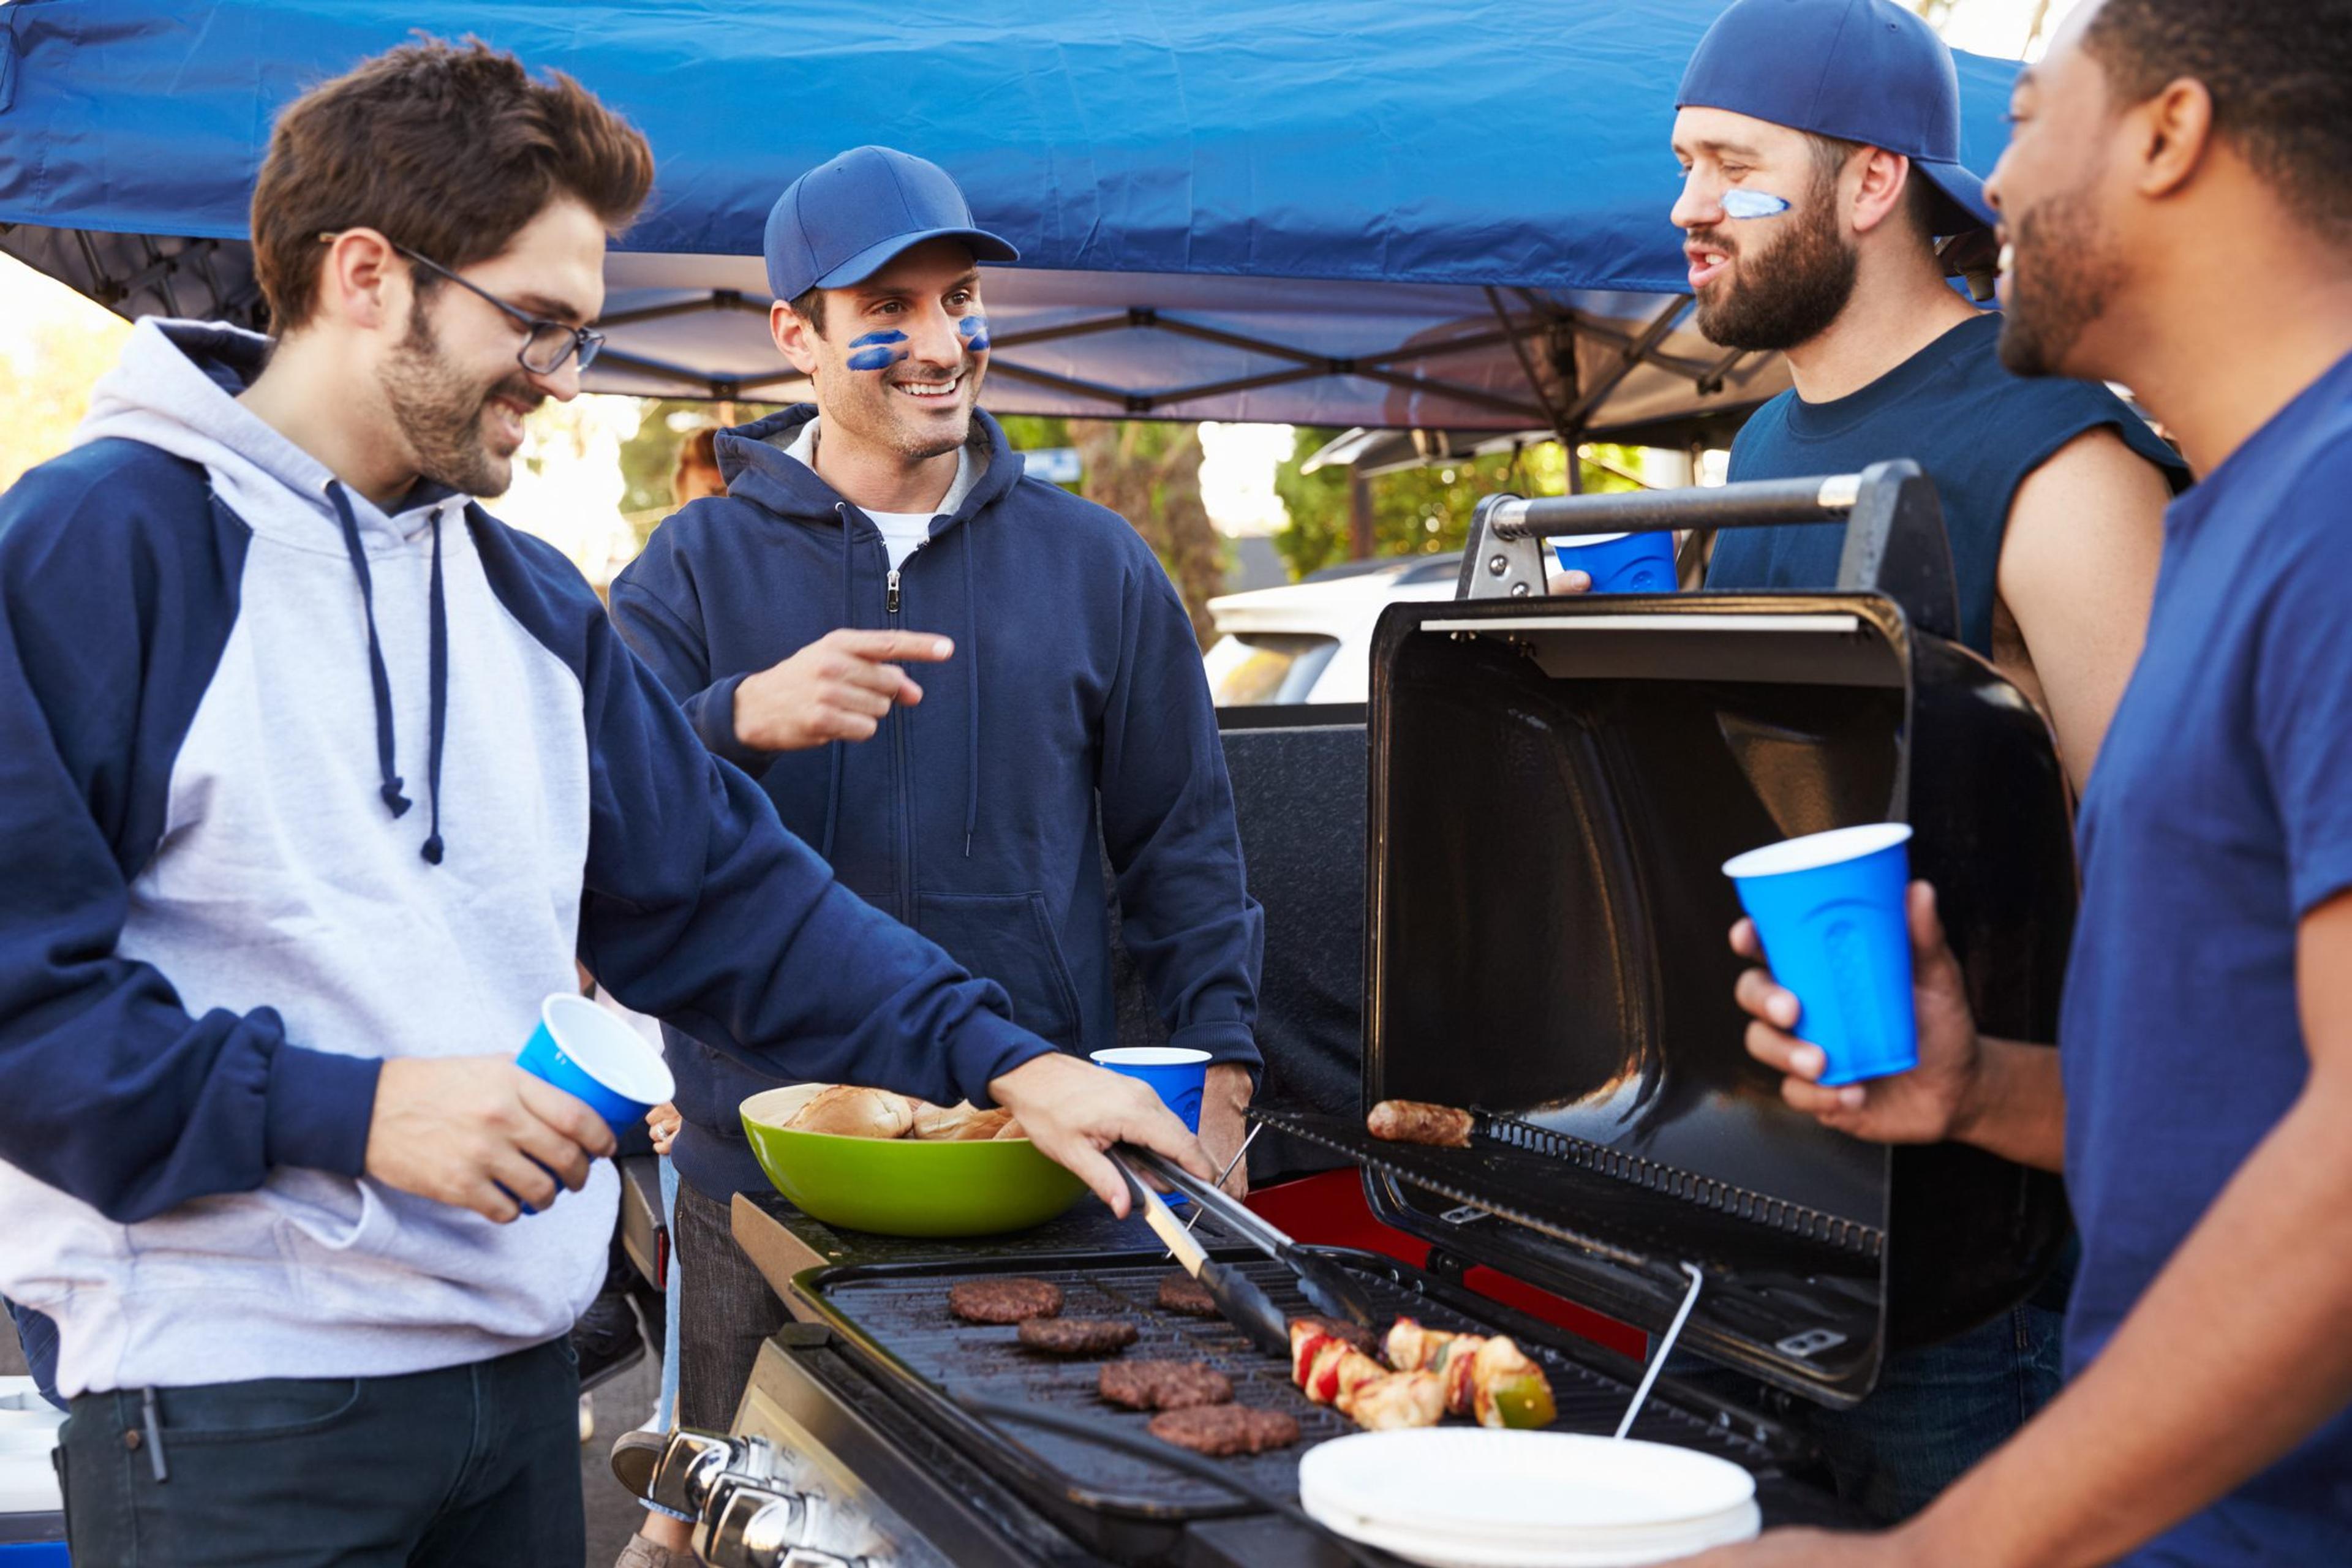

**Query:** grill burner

left=793, top=1248, right=1793, bottom=1558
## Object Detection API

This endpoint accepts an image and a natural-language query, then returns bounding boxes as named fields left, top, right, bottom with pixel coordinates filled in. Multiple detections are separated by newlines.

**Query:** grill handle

left=1455, top=458, right=1961, bottom=644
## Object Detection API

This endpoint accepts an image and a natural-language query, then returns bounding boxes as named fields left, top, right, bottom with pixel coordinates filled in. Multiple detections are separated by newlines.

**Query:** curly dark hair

left=2081, top=0, right=2352, bottom=243
left=253, top=37, right=654, bottom=331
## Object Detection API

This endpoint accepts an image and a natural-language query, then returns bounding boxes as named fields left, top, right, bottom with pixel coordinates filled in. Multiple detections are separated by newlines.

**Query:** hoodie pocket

left=914, top=891, right=1085, bottom=1051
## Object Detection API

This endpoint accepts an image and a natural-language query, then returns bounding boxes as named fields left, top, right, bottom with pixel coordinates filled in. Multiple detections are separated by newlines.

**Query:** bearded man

left=0, top=42, right=1207, bottom=1566
left=1602, top=0, right=2187, bottom=1527
left=1693, top=0, right=2352, bottom=1561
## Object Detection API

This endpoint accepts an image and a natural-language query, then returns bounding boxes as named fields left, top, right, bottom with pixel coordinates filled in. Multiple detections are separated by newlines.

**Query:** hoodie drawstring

left=420, top=512, right=449, bottom=865
left=961, top=522, right=979, bottom=858
left=326, top=481, right=410, bottom=821
left=325, top=480, right=451, bottom=866
left=820, top=502, right=850, bottom=861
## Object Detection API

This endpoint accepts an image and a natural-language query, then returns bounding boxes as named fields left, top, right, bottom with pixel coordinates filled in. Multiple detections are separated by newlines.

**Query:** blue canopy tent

left=0, top=0, right=2019, bottom=444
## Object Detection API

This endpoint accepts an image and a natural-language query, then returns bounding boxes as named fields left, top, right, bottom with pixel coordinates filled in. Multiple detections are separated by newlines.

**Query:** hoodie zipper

left=887, top=538, right=927, bottom=925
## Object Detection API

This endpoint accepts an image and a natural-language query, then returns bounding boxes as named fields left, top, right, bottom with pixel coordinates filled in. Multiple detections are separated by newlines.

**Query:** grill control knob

left=696, top=1479, right=810, bottom=1568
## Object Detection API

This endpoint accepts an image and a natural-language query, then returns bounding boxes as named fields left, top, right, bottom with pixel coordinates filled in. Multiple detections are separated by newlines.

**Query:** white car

left=1204, top=553, right=1462, bottom=706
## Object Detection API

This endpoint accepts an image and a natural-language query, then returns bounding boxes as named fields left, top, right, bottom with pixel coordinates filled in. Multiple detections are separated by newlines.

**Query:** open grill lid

left=1267, top=462, right=2074, bottom=1408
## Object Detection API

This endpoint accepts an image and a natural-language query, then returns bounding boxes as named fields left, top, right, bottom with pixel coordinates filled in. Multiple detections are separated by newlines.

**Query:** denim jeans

left=1798, top=1298, right=2067, bottom=1521
left=655, top=1154, right=680, bottom=1432
left=58, top=1339, right=583, bottom=1567
left=671, top=1178, right=789, bottom=1433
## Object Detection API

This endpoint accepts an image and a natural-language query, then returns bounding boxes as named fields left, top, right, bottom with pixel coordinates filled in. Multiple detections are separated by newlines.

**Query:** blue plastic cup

left=1551, top=530, right=1677, bottom=593
left=509, top=995, right=675, bottom=1214
left=1090, top=1046, right=1211, bottom=1206
left=518, top=993, right=677, bottom=1131
left=1722, top=823, right=1918, bottom=1086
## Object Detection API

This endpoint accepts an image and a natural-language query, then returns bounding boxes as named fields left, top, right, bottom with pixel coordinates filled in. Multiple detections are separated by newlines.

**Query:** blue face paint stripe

left=957, top=315, right=992, bottom=353
left=846, top=330, right=910, bottom=372
left=1721, top=189, right=1791, bottom=220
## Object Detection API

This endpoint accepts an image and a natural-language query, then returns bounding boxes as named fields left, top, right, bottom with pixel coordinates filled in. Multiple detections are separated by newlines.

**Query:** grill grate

left=1478, top=1113, right=1883, bottom=1256
left=802, top=1254, right=1779, bottom=1522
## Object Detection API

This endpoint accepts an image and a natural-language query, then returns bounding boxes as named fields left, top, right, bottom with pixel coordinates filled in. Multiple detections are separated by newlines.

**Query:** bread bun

left=911, top=1101, right=1014, bottom=1141
left=993, top=1117, right=1028, bottom=1141
left=786, top=1085, right=915, bottom=1139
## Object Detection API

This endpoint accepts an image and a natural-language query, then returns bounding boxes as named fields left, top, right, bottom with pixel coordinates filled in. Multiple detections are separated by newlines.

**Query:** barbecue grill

left=617, top=461, right=2073, bottom=1566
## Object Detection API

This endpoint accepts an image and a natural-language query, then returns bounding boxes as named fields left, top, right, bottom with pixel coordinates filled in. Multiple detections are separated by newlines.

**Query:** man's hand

left=363, top=1057, right=616, bottom=1223
left=988, top=1052, right=1214, bottom=1217
left=733, top=630, right=955, bottom=752
left=1668, top=1527, right=1903, bottom=1566
left=646, top=1100, right=681, bottom=1158
left=1732, top=881, right=1985, bottom=1144
left=1200, top=1063, right=1255, bottom=1199
left=1545, top=566, right=1594, bottom=595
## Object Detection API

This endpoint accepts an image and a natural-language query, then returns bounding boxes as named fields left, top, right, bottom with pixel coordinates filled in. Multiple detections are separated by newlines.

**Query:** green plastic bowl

left=740, top=1085, right=1089, bottom=1237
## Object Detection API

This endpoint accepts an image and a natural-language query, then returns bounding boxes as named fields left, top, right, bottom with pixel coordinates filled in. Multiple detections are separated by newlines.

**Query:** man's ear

left=1850, top=148, right=1913, bottom=237
left=318, top=228, right=403, bottom=334
left=771, top=300, right=823, bottom=377
left=2134, top=77, right=2215, bottom=201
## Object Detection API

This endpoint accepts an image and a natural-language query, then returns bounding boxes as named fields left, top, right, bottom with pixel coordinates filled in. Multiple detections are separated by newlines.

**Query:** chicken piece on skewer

left=1288, top=1320, right=1386, bottom=1406
left=1337, top=1369, right=1447, bottom=1431
left=1384, top=1316, right=1556, bottom=1429
left=1466, top=1335, right=1558, bottom=1430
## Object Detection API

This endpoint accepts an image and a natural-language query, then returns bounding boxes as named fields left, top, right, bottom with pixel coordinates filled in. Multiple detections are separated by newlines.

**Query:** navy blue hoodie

left=611, top=407, right=1264, bottom=1199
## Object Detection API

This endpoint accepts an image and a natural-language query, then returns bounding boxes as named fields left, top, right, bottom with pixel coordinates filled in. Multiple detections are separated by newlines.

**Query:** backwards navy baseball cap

left=1677, top=0, right=1993, bottom=236
left=763, top=145, right=1019, bottom=303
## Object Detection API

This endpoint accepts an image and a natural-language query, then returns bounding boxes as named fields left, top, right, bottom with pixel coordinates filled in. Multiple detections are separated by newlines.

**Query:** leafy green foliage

left=1268, top=429, right=1646, bottom=581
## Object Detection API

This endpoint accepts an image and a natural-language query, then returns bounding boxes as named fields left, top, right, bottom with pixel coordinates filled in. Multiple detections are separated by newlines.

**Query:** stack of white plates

left=1298, top=1428, right=1761, bottom=1567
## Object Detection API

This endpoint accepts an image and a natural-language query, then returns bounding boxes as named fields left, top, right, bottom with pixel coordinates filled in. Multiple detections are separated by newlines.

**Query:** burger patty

left=1156, top=1272, right=1220, bottom=1318
left=1295, top=1314, right=1381, bottom=1359
left=1147, top=1403, right=1302, bottom=1457
left=1017, top=1317, right=1139, bottom=1356
left=1098, top=1359, right=1235, bottom=1412
left=949, top=1278, right=1065, bottom=1325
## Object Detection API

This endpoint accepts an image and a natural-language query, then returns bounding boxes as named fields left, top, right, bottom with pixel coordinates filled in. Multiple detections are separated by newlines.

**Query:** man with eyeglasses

left=0, top=39, right=1209, bottom=1568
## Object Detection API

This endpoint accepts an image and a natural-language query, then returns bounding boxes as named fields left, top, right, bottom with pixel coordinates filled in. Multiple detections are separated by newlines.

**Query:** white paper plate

left=1303, top=1498, right=1761, bottom=1567
left=1298, top=1430, right=1757, bottom=1538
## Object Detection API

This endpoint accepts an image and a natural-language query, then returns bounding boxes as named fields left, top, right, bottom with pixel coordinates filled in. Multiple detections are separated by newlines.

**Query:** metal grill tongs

left=1118, top=1145, right=1382, bottom=1331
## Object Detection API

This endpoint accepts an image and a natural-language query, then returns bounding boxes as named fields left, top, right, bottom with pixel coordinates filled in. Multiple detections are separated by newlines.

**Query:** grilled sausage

left=1366, top=1099, right=1474, bottom=1148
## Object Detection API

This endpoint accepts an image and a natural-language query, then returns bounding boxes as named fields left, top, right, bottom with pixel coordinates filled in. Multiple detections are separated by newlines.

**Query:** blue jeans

left=656, top=1154, right=679, bottom=1431
left=58, top=1340, right=582, bottom=1567
left=1797, top=1299, right=2066, bottom=1521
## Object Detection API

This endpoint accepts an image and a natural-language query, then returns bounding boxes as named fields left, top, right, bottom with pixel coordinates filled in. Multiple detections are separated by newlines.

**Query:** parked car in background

left=1203, top=552, right=1461, bottom=706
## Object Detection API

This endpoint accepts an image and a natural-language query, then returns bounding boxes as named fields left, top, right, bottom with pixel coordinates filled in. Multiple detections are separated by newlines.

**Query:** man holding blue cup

left=1620, top=0, right=2187, bottom=1525
left=0, top=44, right=1211, bottom=1568
left=1695, top=2, right=2352, bottom=1562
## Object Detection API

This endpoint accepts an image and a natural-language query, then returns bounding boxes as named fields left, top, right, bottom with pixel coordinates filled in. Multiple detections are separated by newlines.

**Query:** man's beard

left=380, top=296, right=536, bottom=497
left=1691, top=185, right=1858, bottom=353
left=1996, top=184, right=2123, bottom=379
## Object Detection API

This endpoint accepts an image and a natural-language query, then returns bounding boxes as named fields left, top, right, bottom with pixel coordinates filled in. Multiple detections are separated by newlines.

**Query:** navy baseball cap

left=1676, top=0, right=1993, bottom=236
left=763, top=145, right=1019, bottom=303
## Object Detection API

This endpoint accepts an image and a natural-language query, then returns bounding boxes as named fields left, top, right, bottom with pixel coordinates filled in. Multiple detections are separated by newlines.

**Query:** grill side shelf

left=1478, top=1114, right=1884, bottom=1257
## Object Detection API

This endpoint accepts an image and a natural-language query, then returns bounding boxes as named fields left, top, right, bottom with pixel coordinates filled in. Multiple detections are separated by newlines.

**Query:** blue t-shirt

left=1708, top=314, right=2186, bottom=654
left=2062, top=348, right=2352, bottom=1564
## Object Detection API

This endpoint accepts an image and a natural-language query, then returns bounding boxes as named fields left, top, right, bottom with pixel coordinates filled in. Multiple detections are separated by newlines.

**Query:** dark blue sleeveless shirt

left=1706, top=314, right=2187, bottom=654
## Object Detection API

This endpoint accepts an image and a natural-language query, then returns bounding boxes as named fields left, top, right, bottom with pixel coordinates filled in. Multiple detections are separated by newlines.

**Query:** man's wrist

left=1945, top=1033, right=2000, bottom=1147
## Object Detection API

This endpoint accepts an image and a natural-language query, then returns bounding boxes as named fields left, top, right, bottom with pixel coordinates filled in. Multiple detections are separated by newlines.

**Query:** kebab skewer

left=1384, top=1317, right=1558, bottom=1429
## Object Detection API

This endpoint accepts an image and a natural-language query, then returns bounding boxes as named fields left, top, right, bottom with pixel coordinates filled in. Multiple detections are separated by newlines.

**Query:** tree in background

left=1068, top=420, right=1224, bottom=648
left=1268, top=429, right=1645, bottom=581
left=0, top=284, right=130, bottom=492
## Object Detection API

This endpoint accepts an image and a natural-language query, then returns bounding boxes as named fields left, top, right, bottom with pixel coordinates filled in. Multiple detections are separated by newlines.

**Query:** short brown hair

left=788, top=285, right=827, bottom=336
left=252, top=37, right=654, bottom=331
left=2084, top=0, right=2351, bottom=246
left=1805, top=134, right=1943, bottom=243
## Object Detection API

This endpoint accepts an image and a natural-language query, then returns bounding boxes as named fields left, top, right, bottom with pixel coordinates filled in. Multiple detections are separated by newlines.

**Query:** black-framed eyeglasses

left=375, top=238, right=605, bottom=375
